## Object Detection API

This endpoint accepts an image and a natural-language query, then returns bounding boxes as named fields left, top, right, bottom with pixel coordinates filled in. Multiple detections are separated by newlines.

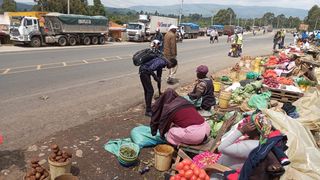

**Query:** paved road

left=0, top=32, right=282, bottom=150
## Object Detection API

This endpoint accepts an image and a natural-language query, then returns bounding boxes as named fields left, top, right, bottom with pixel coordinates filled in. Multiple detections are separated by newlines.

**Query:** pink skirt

left=166, top=121, right=211, bottom=146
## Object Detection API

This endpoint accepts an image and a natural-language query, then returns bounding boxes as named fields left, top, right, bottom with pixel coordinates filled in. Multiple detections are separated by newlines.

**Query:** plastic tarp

left=46, top=13, right=108, bottom=26
left=248, top=91, right=271, bottom=110
left=130, top=125, right=166, bottom=148
left=262, top=109, right=320, bottom=180
left=293, top=87, right=320, bottom=131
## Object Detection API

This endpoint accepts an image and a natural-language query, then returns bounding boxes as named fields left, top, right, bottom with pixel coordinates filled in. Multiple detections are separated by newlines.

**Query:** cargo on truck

left=179, top=23, right=199, bottom=39
left=206, top=25, right=224, bottom=36
left=10, top=13, right=108, bottom=47
left=126, top=15, right=178, bottom=42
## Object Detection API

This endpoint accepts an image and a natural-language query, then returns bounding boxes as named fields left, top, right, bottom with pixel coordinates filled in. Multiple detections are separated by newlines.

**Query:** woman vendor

left=217, top=112, right=289, bottom=170
left=151, top=88, right=211, bottom=146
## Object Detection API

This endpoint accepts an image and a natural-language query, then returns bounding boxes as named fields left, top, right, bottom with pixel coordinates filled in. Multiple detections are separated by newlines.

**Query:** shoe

left=145, top=111, right=152, bottom=117
left=167, top=78, right=174, bottom=85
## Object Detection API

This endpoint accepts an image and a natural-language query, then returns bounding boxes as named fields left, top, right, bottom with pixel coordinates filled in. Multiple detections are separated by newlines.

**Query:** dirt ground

left=0, top=69, right=231, bottom=180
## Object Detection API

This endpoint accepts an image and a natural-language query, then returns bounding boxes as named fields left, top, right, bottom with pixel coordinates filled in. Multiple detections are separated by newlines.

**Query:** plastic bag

left=104, top=138, right=132, bottom=156
left=130, top=125, right=166, bottom=148
left=248, top=91, right=271, bottom=110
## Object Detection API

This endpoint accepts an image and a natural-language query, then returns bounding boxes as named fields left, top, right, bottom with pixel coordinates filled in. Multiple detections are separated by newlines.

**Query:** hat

left=196, top=65, right=209, bottom=74
left=168, top=25, right=178, bottom=30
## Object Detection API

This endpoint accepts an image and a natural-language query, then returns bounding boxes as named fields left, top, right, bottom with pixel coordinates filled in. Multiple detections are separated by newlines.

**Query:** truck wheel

left=83, top=37, right=91, bottom=45
left=91, top=37, right=98, bottom=45
left=98, top=36, right=105, bottom=44
left=31, top=37, right=41, bottom=47
left=69, top=37, right=77, bottom=46
left=58, top=37, right=67, bottom=46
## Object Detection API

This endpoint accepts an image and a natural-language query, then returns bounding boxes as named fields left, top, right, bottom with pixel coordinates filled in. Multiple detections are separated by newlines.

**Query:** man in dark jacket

left=153, top=28, right=164, bottom=52
left=187, top=65, right=216, bottom=111
left=140, top=57, right=177, bottom=117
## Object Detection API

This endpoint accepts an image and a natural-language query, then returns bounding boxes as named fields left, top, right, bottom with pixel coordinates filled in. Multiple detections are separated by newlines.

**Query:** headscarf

left=250, top=111, right=272, bottom=144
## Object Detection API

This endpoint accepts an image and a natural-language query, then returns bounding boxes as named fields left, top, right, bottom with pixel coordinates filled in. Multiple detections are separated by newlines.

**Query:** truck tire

left=83, top=36, right=91, bottom=45
left=98, top=36, right=105, bottom=44
left=69, top=37, right=77, bottom=46
left=91, top=36, right=98, bottom=45
left=30, top=36, right=41, bottom=47
left=58, top=37, right=67, bottom=46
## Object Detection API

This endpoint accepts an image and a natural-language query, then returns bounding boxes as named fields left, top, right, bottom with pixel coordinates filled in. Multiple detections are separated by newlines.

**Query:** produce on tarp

left=171, top=159, right=210, bottom=180
left=230, top=81, right=262, bottom=104
left=49, top=144, right=72, bottom=163
left=266, top=56, right=278, bottom=66
left=25, top=159, right=49, bottom=180
left=192, top=152, right=221, bottom=169
left=263, top=76, right=279, bottom=88
left=263, top=70, right=277, bottom=78
left=277, top=77, right=294, bottom=85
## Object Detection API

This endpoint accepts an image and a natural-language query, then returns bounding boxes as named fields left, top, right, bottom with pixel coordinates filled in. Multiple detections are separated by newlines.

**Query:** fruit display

left=266, top=56, right=278, bottom=66
left=171, top=159, right=210, bottom=180
left=263, top=70, right=277, bottom=78
left=25, top=160, right=49, bottom=180
left=263, top=77, right=279, bottom=88
left=49, top=144, right=72, bottom=163
left=277, top=77, right=294, bottom=85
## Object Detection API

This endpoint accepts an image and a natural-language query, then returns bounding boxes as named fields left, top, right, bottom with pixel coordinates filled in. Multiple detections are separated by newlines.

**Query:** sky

left=16, top=0, right=319, bottom=10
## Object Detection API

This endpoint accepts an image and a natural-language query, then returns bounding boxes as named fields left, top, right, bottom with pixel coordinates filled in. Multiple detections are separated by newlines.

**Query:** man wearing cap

left=153, top=28, right=164, bottom=52
left=187, top=65, right=216, bottom=111
left=164, top=25, right=178, bottom=84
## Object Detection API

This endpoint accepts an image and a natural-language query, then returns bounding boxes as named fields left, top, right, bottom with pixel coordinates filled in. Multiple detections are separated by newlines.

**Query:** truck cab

left=127, top=22, right=146, bottom=42
left=10, top=16, right=42, bottom=46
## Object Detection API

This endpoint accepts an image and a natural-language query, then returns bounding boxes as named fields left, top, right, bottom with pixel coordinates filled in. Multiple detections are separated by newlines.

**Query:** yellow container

left=213, top=82, right=222, bottom=92
left=154, top=144, right=174, bottom=171
left=219, top=91, right=232, bottom=109
left=48, top=158, right=71, bottom=180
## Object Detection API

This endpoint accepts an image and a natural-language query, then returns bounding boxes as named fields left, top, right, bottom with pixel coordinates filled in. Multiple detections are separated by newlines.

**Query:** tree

left=2, top=0, right=16, bottom=12
left=305, top=5, right=320, bottom=30
left=90, top=0, right=106, bottom=16
left=262, top=12, right=275, bottom=26
left=213, top=8, right=236, bottom=25
left=33, top=0, right=89, bottom=15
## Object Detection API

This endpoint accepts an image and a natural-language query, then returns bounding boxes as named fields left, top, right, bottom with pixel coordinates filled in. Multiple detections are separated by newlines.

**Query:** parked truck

left=10, top=12, right=108, bottom=47
left=179, top=23, right=199, bottom=39
left=126, top=15, right=178, bottom=42
left=0, top=12, right=10, bottom=44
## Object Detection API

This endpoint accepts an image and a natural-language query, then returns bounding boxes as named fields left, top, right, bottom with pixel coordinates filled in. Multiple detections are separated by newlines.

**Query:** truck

left=223, top=25, right=235, bottom=35
left=179, top=23, right=199, bottom=39
left=10, top=12, right=108, bottom=47
left=0, top=12, right=10, bottom=44
left=126, top=15, right=178, bottom=42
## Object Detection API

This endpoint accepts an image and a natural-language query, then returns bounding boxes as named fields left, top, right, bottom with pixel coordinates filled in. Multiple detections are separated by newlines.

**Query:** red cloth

left=0, top=134, right=3, bottom=144
left=172, top=107, right=204, bottom=128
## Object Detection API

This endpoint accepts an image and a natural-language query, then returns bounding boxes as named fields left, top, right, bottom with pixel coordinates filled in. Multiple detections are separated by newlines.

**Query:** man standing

left=153, top=28, right=164, bottom=52
left=164, top=25, right=178, bottom=84
left=280, top=29, right=286, bottom=48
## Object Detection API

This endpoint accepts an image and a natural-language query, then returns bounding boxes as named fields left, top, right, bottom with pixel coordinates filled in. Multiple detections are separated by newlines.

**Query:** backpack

left=132, top=48, right=159, bottom=66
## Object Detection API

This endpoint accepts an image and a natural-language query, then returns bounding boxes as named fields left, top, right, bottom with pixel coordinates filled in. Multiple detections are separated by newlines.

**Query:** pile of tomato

left=170, top=159, right=210, bottom=180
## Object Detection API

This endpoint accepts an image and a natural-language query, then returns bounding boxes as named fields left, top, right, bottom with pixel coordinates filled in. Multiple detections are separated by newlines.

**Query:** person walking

left=210, top=29, right=218, bottom=44
left=227, top=31, right=232, bottom=43
left=153, top=28, right=164, bottom=52
left=164, top=25, right=178, bottom=84
left=139, top=41, right=177, bottom=117
left=280, top=29, right=286, bottom=48
left=273, top=31, right=281, bottom=51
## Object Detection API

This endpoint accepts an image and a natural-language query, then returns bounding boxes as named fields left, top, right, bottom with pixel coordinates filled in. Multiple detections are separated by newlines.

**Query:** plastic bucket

left=154, top=144, right=174, bottom=171
left=55, top=174, right=78, bottom=180
left=213, top=82, right=221, bottom=92
left=48, top=158, right=71, bottom=180
left=219, top=91, right=232, bottom=109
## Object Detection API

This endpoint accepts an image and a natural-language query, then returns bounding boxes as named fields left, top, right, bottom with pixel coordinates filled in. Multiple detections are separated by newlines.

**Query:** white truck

left=10, top=13, right=108, bottom=47
left=127, top=15, right=178, bottom=42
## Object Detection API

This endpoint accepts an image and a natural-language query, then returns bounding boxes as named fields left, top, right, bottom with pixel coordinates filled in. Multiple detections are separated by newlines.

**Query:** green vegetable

left=211, top=121, right=224, bottom=138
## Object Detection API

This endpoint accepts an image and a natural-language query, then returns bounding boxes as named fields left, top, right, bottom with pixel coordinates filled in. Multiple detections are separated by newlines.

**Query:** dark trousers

left=140, top=72, right=154, bottom=112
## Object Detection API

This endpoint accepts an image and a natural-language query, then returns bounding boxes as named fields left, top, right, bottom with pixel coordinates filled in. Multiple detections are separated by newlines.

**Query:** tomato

left=179, top=170, right=185, bottom=177
left=190, top=164, right=196, bottom=170
left=184, top=170, right=194, bottom=179
left=181, top=159, right=192, bottom=166
left=183, top=165, right=190, bottom=171
left=190, top=175, right=198, bottom=180
left=181, top=177, right=187, bottom=180
left=205, top=175, right=210, bottom=180
left=176, top=162, right=184, bottom=171
left=170, top=176, right=175, bottom=180
left=175, top=174, right=181, bottom=180
left=198, top=170, right=206, bottom=179
left=193, top=168, right=200, bottom=176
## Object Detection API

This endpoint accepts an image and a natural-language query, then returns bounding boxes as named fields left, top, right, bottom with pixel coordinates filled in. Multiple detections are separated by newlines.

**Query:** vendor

left=217, top=112, right=290, bottom=169
left=186, top=65, right=216, bottom=111
left=302, top=39, right=310, bottom=51
left=151, top=88, right=210, bottom=146
left=274, top=56, right=296, bottom=76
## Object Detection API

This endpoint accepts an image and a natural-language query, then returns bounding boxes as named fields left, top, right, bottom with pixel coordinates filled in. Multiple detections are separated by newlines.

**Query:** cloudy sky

left=16, top=0, right=318, bottom=10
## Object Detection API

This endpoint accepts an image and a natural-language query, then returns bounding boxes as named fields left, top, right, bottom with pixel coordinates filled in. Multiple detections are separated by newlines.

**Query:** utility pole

left=315, top=18, right=319, bottom=30
left=68, top=0, right=70, bottom=14
left=229, top=13, right=232, bottom=25
left=178, top=0, right=184, bottom=25
left=238, top=18, right=240, bottom=26
left=277, top=17, right=280, bottom=29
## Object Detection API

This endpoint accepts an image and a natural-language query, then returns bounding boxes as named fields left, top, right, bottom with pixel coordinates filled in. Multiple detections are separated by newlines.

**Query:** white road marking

left=116, top=56, right=122, bottom=59
left=2, top=68, right=10, bottom=74
left=82, top=60, right=88, bottom=64
left=102, top=58, right=107, bottom=61
left=62, top=62, right=67, bottom=66
left=37, top=65, right=41, bottom=70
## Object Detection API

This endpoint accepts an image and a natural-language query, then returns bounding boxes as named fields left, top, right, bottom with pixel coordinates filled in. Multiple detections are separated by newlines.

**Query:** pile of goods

left=192, top=152, right=221, bottom=169
left=25, top=160, right=49, bottom=180
left=171, top=159, right=210, bottom=180
left=263, top=70, right=277, bottom=78
left=265, top=56, right=278, bottom=66
left=230, top=81, right=262, bottom=104
left=263, top=77, right=279, bottom=88
left=277, top=77, right=294, bottom=85
left=49, top=144, right=72, bottom=163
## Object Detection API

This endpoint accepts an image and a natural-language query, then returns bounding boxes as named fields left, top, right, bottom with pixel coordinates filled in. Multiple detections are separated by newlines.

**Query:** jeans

left=140, top=72, right=154, bottom=112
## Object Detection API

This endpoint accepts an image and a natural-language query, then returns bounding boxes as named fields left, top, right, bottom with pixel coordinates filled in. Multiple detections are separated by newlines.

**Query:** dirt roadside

left=0, top=68, right=230, bottom=180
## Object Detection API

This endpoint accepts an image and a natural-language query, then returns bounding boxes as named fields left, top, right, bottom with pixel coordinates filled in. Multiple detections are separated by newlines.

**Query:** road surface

left=0, top=32, right=284, bottom=150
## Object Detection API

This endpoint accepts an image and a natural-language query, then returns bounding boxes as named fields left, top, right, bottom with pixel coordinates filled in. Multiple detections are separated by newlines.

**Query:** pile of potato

left=25, top=160, right=49, bottom=180
left=49, top=144, right=72, bottom=163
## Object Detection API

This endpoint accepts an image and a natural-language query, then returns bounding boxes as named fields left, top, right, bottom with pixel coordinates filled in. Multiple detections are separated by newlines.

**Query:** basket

left=118, top=143, right=140, bottom=167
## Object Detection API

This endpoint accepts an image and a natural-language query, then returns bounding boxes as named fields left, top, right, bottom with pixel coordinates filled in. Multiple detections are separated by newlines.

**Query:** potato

left=50, top=144, right=58, bottom=150
left=35, top=172, right=41, bottom=179
left=58, top=158, right=65, bottom=163
left=31, top=168, right=37, bottom=175
left=43, top=171, right=49, bottom=177
left=57, top=151, right=62, bottom=156
left=55, top=156, right=62, bottom=161
left=32, top=164, right=39, bottom=168
left=39, top=175, right=46, bottom=180
left=62, top=153, right=68, bottom=158
left=30, top=175, right=36, bottom=180
left=31, top=159, right=39, bottom=164
left=36, top=167, right=44, bottom=173
left=27, top=171, right=33, bottom=177
left=53, top=149, right=59, bottom=153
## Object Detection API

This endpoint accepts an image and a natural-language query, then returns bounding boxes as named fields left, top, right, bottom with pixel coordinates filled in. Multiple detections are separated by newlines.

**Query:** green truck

left=10, top=13, right=108, bottom=47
